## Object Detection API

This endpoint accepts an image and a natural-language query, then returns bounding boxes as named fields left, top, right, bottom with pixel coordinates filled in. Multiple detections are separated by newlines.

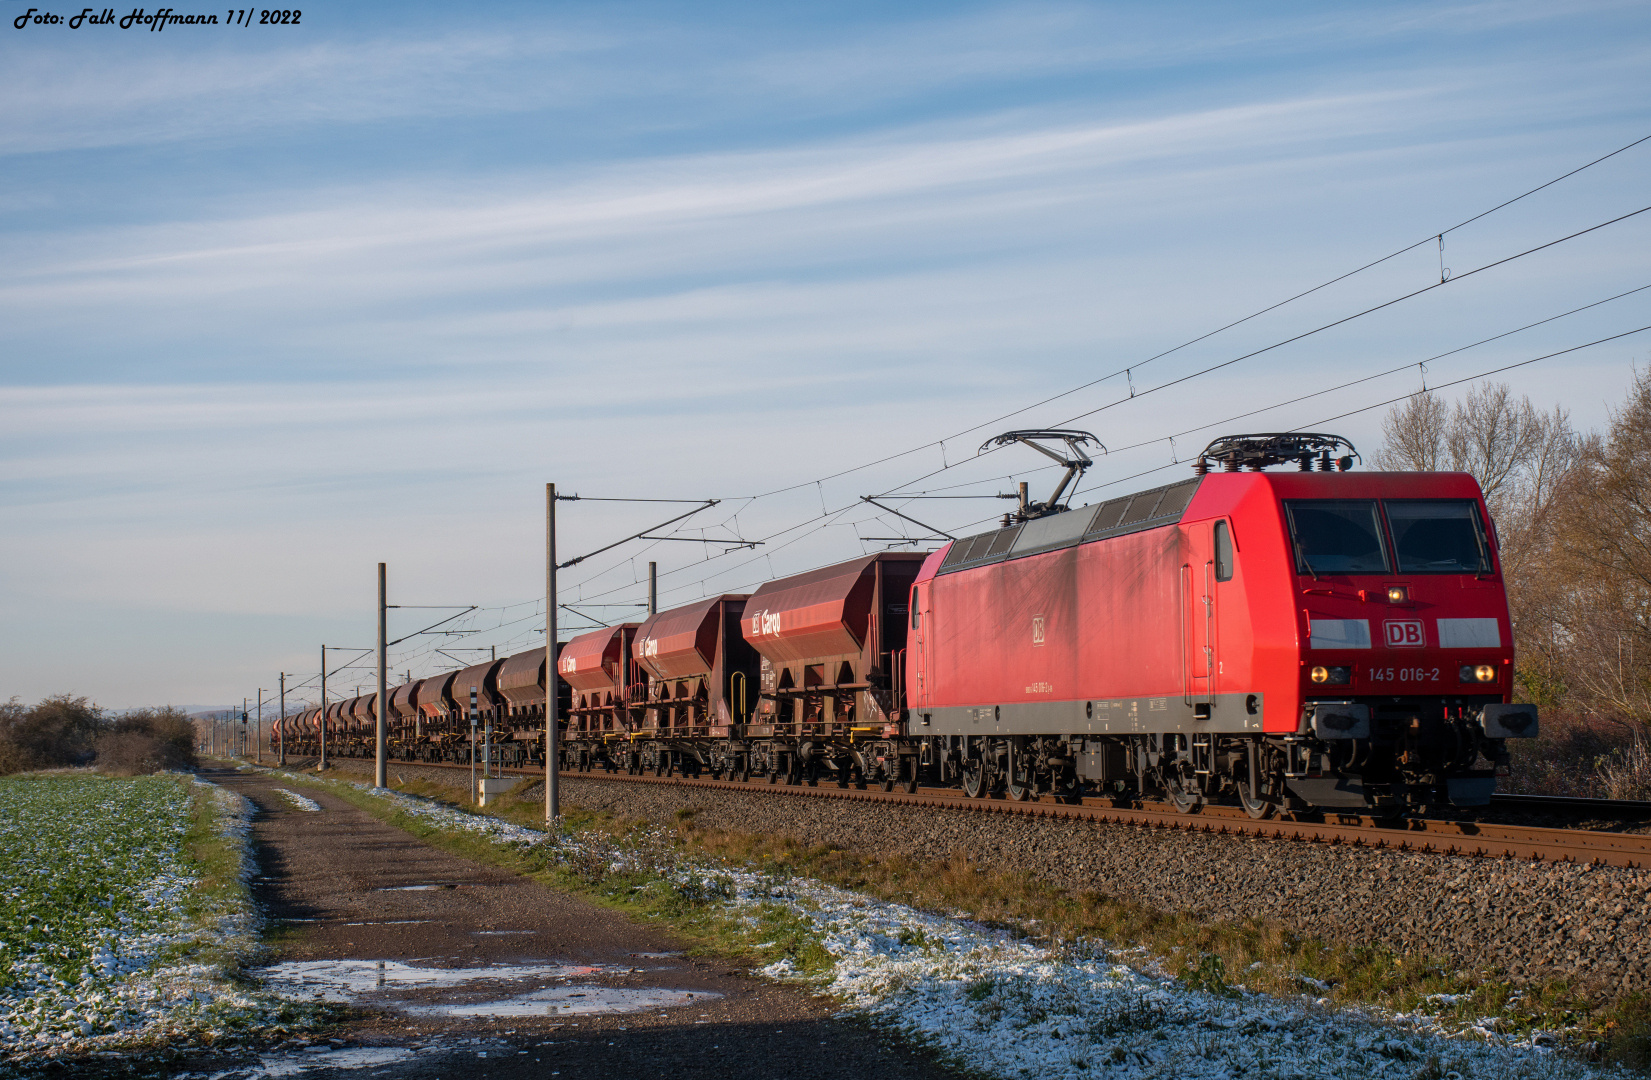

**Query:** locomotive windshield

left=1386, top=499, right=1492, bottom=574
left=1284, top=500, right=1390, bottom=574
left=1285, top=498, right=1494, bottom=575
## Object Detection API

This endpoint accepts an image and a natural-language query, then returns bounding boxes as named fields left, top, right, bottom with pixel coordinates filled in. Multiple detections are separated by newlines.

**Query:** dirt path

left=197, top=766, right=958, bottom=1080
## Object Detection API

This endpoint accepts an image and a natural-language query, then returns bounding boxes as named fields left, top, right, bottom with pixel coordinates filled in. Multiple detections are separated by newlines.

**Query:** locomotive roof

left=935, top=469, right=1487, bottom=577
left=938, top=475, right=1202, bottom=577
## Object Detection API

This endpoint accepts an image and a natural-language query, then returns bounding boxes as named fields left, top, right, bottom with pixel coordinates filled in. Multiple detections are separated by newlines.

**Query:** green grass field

left=0, top=772, right=322, bottom=1062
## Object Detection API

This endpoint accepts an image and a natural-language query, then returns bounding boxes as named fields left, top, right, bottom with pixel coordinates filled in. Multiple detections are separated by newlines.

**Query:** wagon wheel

left=880, top=768, right=895, bottom=793
left=903, top=759, right=920, bottom=794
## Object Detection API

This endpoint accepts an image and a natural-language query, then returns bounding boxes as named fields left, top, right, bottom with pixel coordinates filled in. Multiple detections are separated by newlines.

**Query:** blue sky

left=2, top=0, right=1649, bottom=709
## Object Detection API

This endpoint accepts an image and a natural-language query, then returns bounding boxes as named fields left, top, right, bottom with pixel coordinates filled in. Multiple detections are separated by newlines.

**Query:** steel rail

left=1489, top=793, right=1651, bottom=818
left=345, top=755, right=1651, bottom=870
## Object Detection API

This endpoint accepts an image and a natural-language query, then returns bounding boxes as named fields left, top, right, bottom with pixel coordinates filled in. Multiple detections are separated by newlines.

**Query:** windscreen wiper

left=1295, top=541, right=1319, bottom=580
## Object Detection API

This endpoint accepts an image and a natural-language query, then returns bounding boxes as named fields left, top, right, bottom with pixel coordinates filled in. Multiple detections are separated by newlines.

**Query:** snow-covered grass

left=753, top=878, right=1614, bottom=1080
left=265, top=767, right=1623, bottom=1080
left=272, top=789, right=321, bottom=813
left=0, top=773, right=327, bottom=1065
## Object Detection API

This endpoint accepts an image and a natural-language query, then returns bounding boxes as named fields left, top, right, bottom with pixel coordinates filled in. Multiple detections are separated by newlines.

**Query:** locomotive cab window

left=1384, top=499, right=1492, bottom=574
left=1284, top=500, right=1390, bottom=574
left=1213, top=520, right=1234, bottom=582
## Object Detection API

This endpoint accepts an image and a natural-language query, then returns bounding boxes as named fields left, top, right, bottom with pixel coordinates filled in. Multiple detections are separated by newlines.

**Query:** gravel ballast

left=304, top=756, right=1651, bottom=992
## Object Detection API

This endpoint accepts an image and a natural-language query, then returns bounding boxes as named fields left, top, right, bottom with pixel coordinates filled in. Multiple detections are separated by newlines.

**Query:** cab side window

left=1214, top=520, right=1234, bottom=582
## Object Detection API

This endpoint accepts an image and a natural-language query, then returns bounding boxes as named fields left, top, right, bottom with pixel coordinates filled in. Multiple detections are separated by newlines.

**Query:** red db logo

left=1384, top=620, right=1425, bottom=648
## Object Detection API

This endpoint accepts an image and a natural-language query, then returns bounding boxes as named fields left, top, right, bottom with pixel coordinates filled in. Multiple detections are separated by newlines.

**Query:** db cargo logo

left=558, top=656, right=576, bottom=674
left=639, top=637, right=659, bottom=659
left=1032, top=615, right=1046, bottom=646
left=1384, top=620, right=1426, bottom=648
left=750, top=609, right=781, bottom=637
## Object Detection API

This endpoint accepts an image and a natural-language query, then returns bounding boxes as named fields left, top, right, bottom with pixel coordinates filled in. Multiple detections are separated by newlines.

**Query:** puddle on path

left=473, top=929, right=536, bottom=936
left=201, top=1045, right=422, bottom=1078
left=373, top=883, right=451, bottom=891
left=258, top=960, right=719, bottom=1020
left=630, top=951, right=683, bottom=958
left=343, top=920, right=434, bottom=926
left=260, top=959, right=608, bottom=1002
left=406, top=986, right=721, bottom=1019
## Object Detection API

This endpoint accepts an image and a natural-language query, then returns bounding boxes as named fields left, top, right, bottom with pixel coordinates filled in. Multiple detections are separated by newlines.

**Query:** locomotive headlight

left=1387, top=586, right=1408, bottom=603
left=1460, top=664, right=1498, bottom=683
left=1309, top=666, right=1351, bottom=685
left=1311, top=666, right=1329, bottom=683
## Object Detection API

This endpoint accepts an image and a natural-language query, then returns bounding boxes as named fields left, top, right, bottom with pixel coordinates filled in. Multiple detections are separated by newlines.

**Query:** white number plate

left=1367, top=667, right=1440, bottom=683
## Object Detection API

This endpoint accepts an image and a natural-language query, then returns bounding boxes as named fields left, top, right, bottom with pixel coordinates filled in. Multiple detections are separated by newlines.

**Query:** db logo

left=749, top=609, right=781, bottom=637
left=1032, top=615, right=1046, bottom=646
left=1385, top=620, right=1425, bottom=648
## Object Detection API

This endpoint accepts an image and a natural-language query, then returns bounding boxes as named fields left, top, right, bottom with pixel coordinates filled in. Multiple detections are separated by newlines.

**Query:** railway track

left=1488, top=792, right=1651, bottom=819
left=341, top=756, right=1651, bottom=871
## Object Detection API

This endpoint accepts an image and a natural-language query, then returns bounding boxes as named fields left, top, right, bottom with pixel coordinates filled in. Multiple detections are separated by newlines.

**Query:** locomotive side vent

left=1195, top=433, right=1359, bottom=474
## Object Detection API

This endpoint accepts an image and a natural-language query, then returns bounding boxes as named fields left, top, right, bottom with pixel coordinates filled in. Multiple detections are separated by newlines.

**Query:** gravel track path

left=211, top=763, right=959, bottom=1080
left=303, top=756, right=1651, bottom=993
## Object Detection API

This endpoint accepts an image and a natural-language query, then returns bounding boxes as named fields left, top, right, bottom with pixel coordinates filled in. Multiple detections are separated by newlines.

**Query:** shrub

left=93, top=708, right=197, bottom=775
left=0, top=695, right=102, bottom=773
left=0, top=697, right=196, bottom=776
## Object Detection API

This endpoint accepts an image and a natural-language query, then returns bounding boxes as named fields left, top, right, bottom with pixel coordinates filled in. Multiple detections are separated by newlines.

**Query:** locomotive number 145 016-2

left=1368, top=667, right=1441, bottom=683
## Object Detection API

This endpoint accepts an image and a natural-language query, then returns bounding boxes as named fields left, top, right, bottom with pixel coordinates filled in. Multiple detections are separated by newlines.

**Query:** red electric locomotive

left=906, top=432, right=1535, bottom=815
left=272, top=431, right=1534, bottom=815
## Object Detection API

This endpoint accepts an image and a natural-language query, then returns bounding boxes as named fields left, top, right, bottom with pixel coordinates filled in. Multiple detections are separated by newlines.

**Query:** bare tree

left=1373, top=393, right=1450, bottom=471
left=1551, top=368, right=1651, bottom=729
left=1445, top=383, right=1546, bottom=514
left=1373, top=382, right=1551, bottom=519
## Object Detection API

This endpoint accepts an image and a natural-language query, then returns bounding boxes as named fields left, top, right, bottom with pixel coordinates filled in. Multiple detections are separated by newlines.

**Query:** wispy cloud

left=2, top=0, right=1647, bottom=704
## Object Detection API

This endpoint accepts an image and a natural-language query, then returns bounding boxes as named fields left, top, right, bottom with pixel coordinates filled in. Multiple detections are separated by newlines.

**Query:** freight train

left=275, top=432, right=1537, bottom=816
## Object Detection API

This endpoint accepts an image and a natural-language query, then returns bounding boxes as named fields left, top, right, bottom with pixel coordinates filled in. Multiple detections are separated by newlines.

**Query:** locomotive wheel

left=1239, top=775, right=1276, bottom=819
left=1006, top=777, right=1031, bottom=802
left=1165, top=773, right=1203, bottom=814
left=961, top=760, right=987, bottom=798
